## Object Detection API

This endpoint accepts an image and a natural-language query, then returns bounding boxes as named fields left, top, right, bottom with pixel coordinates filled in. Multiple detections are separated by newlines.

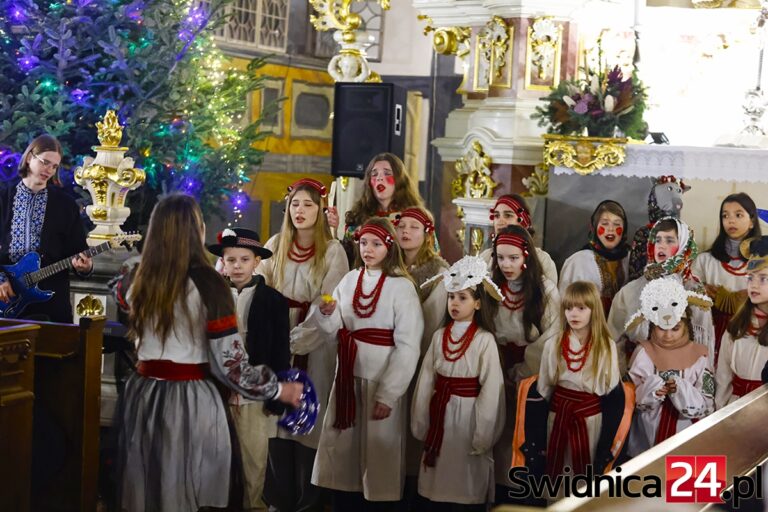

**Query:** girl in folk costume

left=394, top=206, right=449, bottom=501
left=207, top=228, right=291, bottom=512
left=608, top=217, right=715, bottom=371
left=334, top=152, right=425, bottom=265
left=479, top=194, right=558, bottom=285
left=256, top=178, right=350, bottom=512
left=394, top=207, right=449, bottom=354
left=411, top=255, right=505, bottom=511
left=490, top=225, right=561, bottom=500
left=116, top=194, right=302, bottom=512
left=716, top=236, right=768, bottom=408
left=560, top=200, right=630, bottom=317
left=534, top=282, right=626, bottom=482
left=625, top=278, right=715, bottom=456
left=693, top=193, right=762, bottom=365
left=304, top=217, right=424, bottom=510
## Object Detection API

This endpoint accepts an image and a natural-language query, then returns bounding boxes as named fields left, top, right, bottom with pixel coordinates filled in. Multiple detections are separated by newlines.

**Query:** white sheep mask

left=625, top=277, right=711, bottom=332
left=421, top=255, right=502, bottom=301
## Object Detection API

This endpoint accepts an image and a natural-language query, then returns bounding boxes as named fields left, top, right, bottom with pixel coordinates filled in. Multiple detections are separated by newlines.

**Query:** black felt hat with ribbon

left=207, top=228, right=273, bottom=259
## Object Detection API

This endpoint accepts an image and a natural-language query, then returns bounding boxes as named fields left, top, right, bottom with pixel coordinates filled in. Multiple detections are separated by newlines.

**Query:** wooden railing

left=0, top=316, right=105, bottom=512
left=0, top=324, right=40, bottom=512
left=495, top=385, right=768, bottom=511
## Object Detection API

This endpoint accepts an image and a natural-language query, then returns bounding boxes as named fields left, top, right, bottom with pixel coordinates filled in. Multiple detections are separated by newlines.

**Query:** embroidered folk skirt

left=118, top=373, right=232, bottom=512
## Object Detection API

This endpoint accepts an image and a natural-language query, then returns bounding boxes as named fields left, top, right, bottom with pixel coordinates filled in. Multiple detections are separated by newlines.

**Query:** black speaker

left=331, top=82, right=407, bottom=178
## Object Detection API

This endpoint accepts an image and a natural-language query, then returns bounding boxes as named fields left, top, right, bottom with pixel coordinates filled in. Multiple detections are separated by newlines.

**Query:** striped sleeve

left=207, top=314, right=279, bottom=401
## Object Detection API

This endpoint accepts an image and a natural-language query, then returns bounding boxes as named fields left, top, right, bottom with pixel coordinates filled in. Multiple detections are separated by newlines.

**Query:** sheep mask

left=421, top=255, right=502, bottom=301
left=625, top=277, right=712, bottom=333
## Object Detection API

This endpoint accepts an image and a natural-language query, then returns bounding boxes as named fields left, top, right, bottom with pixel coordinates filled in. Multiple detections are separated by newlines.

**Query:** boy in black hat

left=208, top=228, right=291, bottom=511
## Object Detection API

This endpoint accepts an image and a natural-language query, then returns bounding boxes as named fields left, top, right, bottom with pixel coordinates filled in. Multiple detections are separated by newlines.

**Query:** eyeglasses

left=32, top=153, right=60, bottom=171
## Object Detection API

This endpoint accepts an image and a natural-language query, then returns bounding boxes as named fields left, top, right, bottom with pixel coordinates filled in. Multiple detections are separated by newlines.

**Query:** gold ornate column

left=309, top=0, right=391, bottom=82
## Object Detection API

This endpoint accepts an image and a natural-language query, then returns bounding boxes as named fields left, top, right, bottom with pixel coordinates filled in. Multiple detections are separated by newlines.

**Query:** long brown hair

left=354, top=217, right=412, bottom=283
left=129, top=194, right=231, bottom=342
left=559, top=281, right=616, bottom=388
left=272, top=183, right=334, bottom=291
left=491, top=225, right=545, bottom=341
left=728, top=299, right=768, bottom=346
left=442, top=285, right=498, bottom=333
left=345, top=152, right=423, bottom=227
left=397, top=206, right=439, bottom=267
left=19, top=134, right=63, bottom=179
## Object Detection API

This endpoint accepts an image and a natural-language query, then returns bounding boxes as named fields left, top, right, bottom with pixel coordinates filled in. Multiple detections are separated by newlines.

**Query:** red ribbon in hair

left=354, top=223, right=394, bottom=247
left=494, top=233, right=529, bottom=257
left=491, top=197, right=531, bottom=229
left=287, top=178, right=327, bottom=197
left=395, top=208, right=435, bottom=233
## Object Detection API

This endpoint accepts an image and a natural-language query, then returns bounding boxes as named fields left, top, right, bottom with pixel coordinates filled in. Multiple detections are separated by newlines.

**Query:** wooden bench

left=0, top=316, right=105, bottom=512
left=0, top=323, right=40, bottom=512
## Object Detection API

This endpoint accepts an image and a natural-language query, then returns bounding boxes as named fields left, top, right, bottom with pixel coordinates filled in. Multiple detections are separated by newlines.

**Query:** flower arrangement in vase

left=532, top=63, right=648, bottom=139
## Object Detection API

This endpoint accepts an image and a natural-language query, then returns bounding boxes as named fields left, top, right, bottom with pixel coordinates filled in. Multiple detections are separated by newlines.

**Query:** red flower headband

left=287, top=178, right=327, bottom=198
left=394, top=208, right=435, bottom=233
left=490, top=197, right=531, bottom=229
left=354, top=224, right=394, bottom=248
left=494, top=233, right=529, bottom=257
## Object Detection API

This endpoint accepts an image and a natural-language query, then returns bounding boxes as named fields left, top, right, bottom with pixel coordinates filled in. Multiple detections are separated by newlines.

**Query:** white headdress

left=421, top=255, right=502, bottom=301
left=625, top=277, right=712, bottom=333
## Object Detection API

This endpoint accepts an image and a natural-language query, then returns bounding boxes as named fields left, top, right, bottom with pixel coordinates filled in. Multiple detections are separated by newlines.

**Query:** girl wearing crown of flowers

left=532, top=281, right=626, bottom=484
left=560, top=200, right=630, bottom=318
left=693, top=193, right=762, bottom=366
left=254, top=178, right=350, bottom=512
left=329, top=153, right=425, bottom=266
left=479, top=194, right=558, bottom=286
left=410, top=255, right=504, bottom=510
left=609, top=217, right=716, bottom=372
left=715, top=236, right=768, bottom=408
left=489, top=225, right=561, bottom=501
left=303, top=217, right=424, bottom=509
left=625, top=278, right=714, bottom=456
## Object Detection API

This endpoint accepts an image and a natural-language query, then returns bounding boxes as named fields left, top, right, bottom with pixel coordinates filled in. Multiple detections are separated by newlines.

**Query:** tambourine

left=276, top=368, right=319, bottom=436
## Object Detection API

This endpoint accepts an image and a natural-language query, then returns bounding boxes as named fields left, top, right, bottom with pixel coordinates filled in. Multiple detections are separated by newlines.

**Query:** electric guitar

left=0, top=232, right=142, bottom=318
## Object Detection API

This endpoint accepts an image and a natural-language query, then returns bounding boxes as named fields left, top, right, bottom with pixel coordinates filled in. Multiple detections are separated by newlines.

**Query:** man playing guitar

left=0, top=134, right=92, bottom=322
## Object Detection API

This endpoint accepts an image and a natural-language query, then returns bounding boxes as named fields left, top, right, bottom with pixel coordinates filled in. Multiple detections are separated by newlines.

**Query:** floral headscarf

left=645, top=217, right=699, bottom=282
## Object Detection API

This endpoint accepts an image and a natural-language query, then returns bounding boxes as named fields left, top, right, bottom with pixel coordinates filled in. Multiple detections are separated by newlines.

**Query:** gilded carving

left=522, top=164, right=550, bottom=196
left=76, top=295, right=105, bottom=317
left=542, top=134, right=626, bottom=176
left=451, top=140, right=498, bottom=199
left=525, top=16, right=563, bottom=90
left=477, top=16, right=512, bottom=88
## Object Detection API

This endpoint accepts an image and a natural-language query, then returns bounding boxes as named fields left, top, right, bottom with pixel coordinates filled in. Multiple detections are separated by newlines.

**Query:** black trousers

left=263, top=437, right=323, bottom=512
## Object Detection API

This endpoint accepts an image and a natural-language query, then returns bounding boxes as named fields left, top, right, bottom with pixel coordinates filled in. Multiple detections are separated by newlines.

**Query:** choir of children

left=118, top=167, right=767, bottom=511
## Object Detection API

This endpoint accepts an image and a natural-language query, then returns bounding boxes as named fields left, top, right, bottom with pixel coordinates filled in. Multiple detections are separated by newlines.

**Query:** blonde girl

left=258, top=178, right=350, bottom=512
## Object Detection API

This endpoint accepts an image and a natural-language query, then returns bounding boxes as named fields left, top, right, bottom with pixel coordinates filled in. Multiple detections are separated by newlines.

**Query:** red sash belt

left=287, top=298, right=311, bottom=371
left=655, top=399, right=679, bottom=444
left=547, top=386, right=602, bottom=478
left=334, top=327, right=395, bottom=430
left=137, top=360, right=209, bottom=381
left=733, top=374, right=762, bottom=397
left=423, top=374, right=481, bottom=468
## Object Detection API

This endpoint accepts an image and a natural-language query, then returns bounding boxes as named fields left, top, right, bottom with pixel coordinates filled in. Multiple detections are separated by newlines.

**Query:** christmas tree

left=0, top=0, right=277, bottom=226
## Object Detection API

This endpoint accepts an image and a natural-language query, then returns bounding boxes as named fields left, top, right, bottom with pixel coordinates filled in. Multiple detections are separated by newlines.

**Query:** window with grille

left=205, top=0, right=289, bottom=52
